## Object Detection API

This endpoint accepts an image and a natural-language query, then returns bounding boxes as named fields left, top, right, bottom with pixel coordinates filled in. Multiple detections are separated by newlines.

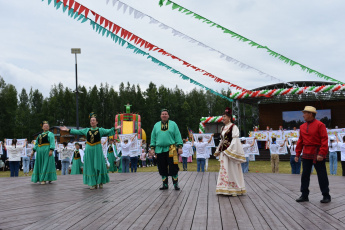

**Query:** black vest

left=87, top=128, right=101, bottom=144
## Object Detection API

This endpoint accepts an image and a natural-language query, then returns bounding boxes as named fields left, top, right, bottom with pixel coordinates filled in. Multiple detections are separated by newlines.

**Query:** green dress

left=31, top=131, right=57, bottom=183
left=70, top=149, right=83, bottom=175
left=70, top=127, right=115, bottom=186
left=107, top=145, right=117, bottom=172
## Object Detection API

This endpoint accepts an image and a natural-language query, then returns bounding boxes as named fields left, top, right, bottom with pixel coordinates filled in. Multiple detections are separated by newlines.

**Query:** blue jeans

left=241, top=157, right=249, bottom=173
left=30, top=159, right=35, bottom=170
left=182, top=157, right=188, bottom=170
left=122, top=156, right=130, bottom=173
left=61, top=158, right=70, bottom=175
left=290, top=155, right=301, bottom=174
left=9, top=161, right=20, bottom=177
left=23, top=157, right=30, bottom=174
left=130, top=156, right=138, bottom=173
left=329, top=152, right=338, bottom=175
left=197, top=158, right=205, bottom=172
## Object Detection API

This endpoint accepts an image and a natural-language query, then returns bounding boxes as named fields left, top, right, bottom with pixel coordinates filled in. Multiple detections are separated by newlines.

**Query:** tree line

left=0, top=76, right=234, bottom=142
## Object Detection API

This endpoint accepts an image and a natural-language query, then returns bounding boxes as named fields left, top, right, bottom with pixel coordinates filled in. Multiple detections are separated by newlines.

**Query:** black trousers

left=157, top=151, right=179, bottom=178
left=301, top=158, right=330, bottom=198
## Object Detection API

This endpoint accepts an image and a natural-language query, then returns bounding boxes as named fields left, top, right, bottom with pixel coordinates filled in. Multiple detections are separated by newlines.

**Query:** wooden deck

left=1, top=172, right=345, bottom=230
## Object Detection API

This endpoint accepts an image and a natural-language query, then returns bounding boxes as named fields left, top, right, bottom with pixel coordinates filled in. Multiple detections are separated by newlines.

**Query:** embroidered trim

left=38, top=143, right=50, bottom=147
left=86, top=141, right=101, bottom=146
left=224, top=150, right=246, bottom=161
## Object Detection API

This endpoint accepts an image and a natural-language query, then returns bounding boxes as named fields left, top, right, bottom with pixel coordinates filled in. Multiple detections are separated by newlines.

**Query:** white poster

left=243, top=137, right=259, bottom=155
left=119, top=133, right=138, bottom=151
left=101, top=137, right=108, bottom=155
left=273, top=139, right=288, bottom=155
left=251, top=131, right=268, bottom=141
left=193, top=133, right=215, bottom=147
left=268, top=131, right=283, bottom=142
left=338, top=133, right=345, bottom=143
left=6, top=139, right=26, bottom=155
left=327, top=129, right=344, bottom=136
left=283, top=130, right=299, bottom=139
left=249, top=154, right=256, bottom=161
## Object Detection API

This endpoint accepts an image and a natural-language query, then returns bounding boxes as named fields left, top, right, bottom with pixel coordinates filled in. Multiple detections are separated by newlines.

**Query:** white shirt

left=181, top=143, right=193, bottom=158
left=121, top=141, right=132, bottom=156
left=242, top=143, right=251, bottom=157
left=339, top=143, right=345, bottom=161
left=194, top=141, right=208, bottom=159
left=329, top=141, right=338, bottom=152
left=270, top=143, right=279, bottom=154
left=287, top=144, right=297, bottom=155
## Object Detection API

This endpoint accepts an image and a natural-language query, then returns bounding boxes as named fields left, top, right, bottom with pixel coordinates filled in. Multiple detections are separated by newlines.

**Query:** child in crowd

left=287, top=138, right=301, bottom=174
left=181, top=139, right=193, bottom=171
left=140, top=149, right=147, bottom=167
left=328, top=136, right=338, bottom=175
left=240, top=137, right=256, bottom=173
left=268, top=137, right=286, bottom=173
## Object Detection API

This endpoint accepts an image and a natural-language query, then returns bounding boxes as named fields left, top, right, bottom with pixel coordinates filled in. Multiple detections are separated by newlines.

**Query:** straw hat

left=302, top=106, right=317, bottom=114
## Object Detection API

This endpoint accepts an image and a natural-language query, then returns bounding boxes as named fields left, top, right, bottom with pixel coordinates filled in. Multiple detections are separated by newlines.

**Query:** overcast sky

left=1, top=0, right=344, bottom=97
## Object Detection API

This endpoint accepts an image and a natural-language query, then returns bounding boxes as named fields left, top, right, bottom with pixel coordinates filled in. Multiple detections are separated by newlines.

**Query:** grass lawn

left=0, top=158, right=342, bottom=177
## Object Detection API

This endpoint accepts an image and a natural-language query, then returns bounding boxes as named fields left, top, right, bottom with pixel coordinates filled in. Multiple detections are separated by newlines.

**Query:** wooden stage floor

left=1, top=172, right=345, bottom=230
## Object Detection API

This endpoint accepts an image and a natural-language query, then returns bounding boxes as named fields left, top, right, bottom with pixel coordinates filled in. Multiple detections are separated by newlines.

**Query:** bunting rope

left=52, top=0, right=249, bottom=92
left=158, top=0, right=344, bottom=85
left=105, top=0, right=289, bottom=85
left=230, top=84, right=345, bottom=100
left=42, top=0, right=233, bottom=102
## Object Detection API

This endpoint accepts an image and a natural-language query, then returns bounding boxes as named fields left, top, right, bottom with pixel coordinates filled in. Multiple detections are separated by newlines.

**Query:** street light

left=71, top=48, right=81, bottom=140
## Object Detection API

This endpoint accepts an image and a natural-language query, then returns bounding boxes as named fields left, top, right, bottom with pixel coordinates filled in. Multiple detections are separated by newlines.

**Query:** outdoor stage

left=1, top=172, right=345, bottom=230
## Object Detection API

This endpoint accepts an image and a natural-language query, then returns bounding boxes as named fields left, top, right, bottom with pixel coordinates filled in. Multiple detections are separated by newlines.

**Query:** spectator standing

left=192, top=135, right=214, bottom=172
left=5, top=139, right=27, bottom=177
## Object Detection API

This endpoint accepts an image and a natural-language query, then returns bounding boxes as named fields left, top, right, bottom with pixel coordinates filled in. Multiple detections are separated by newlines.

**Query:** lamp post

left=71, top=48, right=81, bottom=140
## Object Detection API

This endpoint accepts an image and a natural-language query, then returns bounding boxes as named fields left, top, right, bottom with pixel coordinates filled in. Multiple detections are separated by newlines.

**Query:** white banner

left=7, top=146, right=24, bottom=161
left=192, top=133, right=215, bottom=147
left=119, top=133, right=138, bottom=151
left=251, top=131, right=268, bottom=141
left=283, top=130, right=299, bottom=139
left=243, top=137, right=259, bottom=155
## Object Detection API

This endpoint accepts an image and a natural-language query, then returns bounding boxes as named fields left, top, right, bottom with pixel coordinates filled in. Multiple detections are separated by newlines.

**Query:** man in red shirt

left=295, top=106, right=330, bottom=203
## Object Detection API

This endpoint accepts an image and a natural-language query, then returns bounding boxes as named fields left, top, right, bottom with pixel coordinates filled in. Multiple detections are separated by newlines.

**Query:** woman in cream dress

left=214, top=107, right=246, bottom=196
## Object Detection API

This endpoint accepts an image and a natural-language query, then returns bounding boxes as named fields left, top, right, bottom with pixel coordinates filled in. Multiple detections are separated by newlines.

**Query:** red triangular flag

left=68, top=0, right=75, bottom=10
left=63, top=0, right=68, bottom=7
left=78, top=5, right=85, bottom=15
left=108, top=21, right=113, bottom=31
left=84, top=8, right=89, bottom=18
left=104, top=19, right=109, bottom=28
left=100, top=16, right=105, bottom=26
left=73, top=2, right=80, bottom=13
left=94, top=13, right=100, bottom=23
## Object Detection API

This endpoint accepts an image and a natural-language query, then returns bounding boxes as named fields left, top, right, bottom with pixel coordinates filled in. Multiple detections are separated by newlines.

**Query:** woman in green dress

left=31, top=121, right=57, bottom=185
left=61, top=112, right=121, bottom=189
left=106, top=138, right=117, bottom=173
left=70, top=143, right=84, bottom=175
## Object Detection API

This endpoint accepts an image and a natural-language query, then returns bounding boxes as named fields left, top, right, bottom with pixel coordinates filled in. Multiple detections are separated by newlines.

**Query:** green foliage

left=0, top=76, right=235, bottom=142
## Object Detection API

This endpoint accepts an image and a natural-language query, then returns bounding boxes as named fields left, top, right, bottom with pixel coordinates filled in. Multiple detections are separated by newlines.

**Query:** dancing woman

left=70, top=143, right=84, bottom=175
left=31, top=121, right=57, bottom=184
left=61, top=112, right=121, bottom=189
left=214, top=107, right=246, bottom=196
